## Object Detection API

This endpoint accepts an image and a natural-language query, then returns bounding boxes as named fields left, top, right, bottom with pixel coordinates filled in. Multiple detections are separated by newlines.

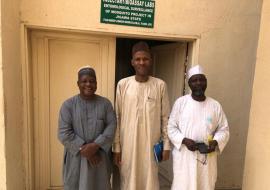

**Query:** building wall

left=0, top=1, right=7, bottom=189
left=242, top=1, right=270, bottom=190
left=1, top=0, right=25, bottom=189
left=18, top=0, right=262, bottom=188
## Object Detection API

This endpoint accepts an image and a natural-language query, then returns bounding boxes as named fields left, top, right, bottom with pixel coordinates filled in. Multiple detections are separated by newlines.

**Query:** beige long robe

left=113, top=76, right=170, bottom=190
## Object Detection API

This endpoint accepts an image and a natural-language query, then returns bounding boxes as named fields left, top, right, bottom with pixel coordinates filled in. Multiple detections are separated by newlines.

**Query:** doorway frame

left=21, top=24, right=200, bottom=190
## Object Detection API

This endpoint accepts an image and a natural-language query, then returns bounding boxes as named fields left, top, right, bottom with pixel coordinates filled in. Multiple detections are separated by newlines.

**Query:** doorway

left=115, top=38, right=188, bottom=188
left=115, top=38, right=187, bottom=106
left=25, top=30, right=190, bottom=190
left=28, top=30, right=116, bottom=190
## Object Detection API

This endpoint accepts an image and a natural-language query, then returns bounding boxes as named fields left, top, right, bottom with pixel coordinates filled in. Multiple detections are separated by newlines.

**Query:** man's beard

left=192, top=89, right=205, bottom=97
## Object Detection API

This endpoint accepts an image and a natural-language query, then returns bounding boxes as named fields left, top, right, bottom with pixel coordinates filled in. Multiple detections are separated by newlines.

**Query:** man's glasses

left=196, top=154, right=207, bottom=165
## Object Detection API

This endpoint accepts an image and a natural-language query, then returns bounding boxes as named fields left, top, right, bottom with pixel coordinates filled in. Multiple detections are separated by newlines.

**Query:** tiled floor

left=159, top=174, right=241, bottom=190
left=114, top=171, right=241, bottom=190
left=159, top=174, right=171, bottom=190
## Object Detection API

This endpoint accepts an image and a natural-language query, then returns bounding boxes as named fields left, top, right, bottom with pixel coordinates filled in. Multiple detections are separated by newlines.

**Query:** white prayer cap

left=187, top=65, right=205, bottom=80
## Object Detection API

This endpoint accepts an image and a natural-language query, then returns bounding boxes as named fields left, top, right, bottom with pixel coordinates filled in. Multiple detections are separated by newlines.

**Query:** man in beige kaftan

left=113, top=41, right=171, bottom=190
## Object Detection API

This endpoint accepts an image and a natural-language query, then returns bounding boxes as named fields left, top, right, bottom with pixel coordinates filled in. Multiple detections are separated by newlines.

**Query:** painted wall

left=242, top=0, right=270, bottom=190
left=199, top=2, right=261, bottom=187
left=1, top=0, right=25, bottom=189
left=0, top=1, right=7, bottom=189
left=19, top=0, right=262, bottom=188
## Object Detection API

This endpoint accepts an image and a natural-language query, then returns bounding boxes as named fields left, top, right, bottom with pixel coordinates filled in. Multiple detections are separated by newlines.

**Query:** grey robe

left=58, top=94, right=116, bottom=190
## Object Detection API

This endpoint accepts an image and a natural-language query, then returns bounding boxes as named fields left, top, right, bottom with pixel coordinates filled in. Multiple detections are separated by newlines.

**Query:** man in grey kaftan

left=58, top=66, right=116, bottom=190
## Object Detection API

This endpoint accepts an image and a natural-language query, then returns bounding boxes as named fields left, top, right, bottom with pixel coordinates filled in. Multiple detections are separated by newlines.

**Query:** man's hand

left=208, top=140, right=218, bottom=153
left=114, top=152, right=122, bottom=167
left=80, top=143, right=100, bottom=158
left=162, top=150, right=170, bottom=161
left=87, top=152, right=102, bottom=167
left=182, top=138, right=197, bottom=151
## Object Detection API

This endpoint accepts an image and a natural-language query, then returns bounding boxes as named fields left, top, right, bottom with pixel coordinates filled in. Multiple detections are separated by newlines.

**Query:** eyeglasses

left=196, top=154, right=207, bottom=165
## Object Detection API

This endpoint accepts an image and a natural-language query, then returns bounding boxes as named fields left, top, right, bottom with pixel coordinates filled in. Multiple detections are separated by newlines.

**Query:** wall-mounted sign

left=100, top=0, right=155, bottom=28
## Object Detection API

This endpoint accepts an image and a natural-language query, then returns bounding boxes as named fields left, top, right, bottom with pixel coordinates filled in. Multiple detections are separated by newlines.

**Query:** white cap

left=187, top=65, right=204, bottom=80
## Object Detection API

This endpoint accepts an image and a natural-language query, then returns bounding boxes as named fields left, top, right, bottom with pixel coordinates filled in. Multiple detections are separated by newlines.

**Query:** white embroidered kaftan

left=168, top=94, right=229, bottom=190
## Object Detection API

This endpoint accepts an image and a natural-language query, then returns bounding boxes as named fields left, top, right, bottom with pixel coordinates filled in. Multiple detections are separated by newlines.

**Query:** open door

left=151, top=42, right=187, bottom=183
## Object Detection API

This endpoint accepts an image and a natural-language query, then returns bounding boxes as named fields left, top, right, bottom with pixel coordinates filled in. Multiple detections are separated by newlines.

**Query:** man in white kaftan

left=113, top=41, right=171, bottom=190
left=168, top=65, right=229, bottom=190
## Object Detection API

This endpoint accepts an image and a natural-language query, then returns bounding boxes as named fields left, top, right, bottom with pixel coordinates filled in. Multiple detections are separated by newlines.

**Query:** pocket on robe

left=146, top=96, right=158, bottom=113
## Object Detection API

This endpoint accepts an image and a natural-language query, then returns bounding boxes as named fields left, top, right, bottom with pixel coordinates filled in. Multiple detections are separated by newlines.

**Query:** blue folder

left=153, top=140, right=163, bottom=163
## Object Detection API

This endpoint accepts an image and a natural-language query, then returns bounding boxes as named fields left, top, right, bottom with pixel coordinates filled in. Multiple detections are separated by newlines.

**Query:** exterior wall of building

left=0, top=0, right=262, bottom=189
left=1, top=0, right=24, bottom=189
left=242, top=1, right=270, bottom=189
left=0, top=1, right=7, bottom=189
left=20, top=0, right=262, bottom=188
